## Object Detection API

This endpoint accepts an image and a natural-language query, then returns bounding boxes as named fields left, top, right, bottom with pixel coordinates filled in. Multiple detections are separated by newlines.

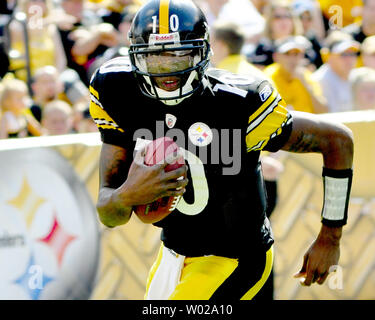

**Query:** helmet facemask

left=129, top=37, right=210, bottom=105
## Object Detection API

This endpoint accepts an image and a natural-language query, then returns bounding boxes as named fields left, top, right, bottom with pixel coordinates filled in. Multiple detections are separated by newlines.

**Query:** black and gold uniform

left=90, top=0, right=294, bottom=300
left=90, top=56, right=293, bottom=299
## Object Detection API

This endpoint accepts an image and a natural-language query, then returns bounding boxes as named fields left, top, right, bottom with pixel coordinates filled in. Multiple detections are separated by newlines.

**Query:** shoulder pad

left=98, top=56, right=133, bottom=75
left=206, top=68, right=266, bottom=96
left=89, top=55, right=138, bottom=114
left=90, top=55, right=135, bottom=92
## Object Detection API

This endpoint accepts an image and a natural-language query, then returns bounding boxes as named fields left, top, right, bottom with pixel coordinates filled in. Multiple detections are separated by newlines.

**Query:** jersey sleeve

left=89, top=69, right=129, bottom=148
left=246, top=80, right=293, bottom=153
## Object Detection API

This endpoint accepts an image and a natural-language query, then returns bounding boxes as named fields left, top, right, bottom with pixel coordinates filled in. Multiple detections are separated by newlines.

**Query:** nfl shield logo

left=166, top=114, right=177, bottom=129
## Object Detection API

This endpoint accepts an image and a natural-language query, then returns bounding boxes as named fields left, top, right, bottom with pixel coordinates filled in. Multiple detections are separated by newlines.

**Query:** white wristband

left=321, top=168, right=352, bottom=227
left=322, top=176, right=349, bottom=221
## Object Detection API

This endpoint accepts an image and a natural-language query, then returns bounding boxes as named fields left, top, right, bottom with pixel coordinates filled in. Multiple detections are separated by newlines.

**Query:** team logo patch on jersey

left=166, top=114, right=177, bottom=129
left=259, top=85, right=272, bottom=102
left=188, top=122, right=213, bottom=147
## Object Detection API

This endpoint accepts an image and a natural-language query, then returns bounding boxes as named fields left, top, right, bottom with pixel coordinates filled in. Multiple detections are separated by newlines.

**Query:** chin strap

left=160, top=95, right=190, bottom=106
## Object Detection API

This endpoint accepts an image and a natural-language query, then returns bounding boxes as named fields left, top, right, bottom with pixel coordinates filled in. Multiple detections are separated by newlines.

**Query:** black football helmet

left=128, top=0, right=210, bottom=105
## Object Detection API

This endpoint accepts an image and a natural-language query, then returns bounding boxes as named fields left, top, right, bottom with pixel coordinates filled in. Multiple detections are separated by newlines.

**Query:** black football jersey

left=90, top=56, right=293, bottom=258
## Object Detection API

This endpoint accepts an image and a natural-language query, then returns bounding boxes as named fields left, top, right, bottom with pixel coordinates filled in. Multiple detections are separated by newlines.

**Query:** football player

left=89, top=0, right=353, bottom=300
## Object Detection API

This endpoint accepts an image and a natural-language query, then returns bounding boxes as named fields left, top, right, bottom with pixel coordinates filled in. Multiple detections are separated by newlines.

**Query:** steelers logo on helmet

left=128, top=0, right=210, bottom=105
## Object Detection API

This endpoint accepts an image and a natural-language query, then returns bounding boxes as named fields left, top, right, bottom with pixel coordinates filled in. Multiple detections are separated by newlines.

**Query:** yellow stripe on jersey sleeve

left=248, top=88, right=278, bottom=125
left=89, top=85, right=99, bottom=99
left=246, top=99, right=289, bottom=152
left=89, top=99, right=124, bottom=133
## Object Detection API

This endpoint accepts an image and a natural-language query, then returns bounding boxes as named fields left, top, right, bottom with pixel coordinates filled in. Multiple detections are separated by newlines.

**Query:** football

left=134, top=137, right=185, bottom=224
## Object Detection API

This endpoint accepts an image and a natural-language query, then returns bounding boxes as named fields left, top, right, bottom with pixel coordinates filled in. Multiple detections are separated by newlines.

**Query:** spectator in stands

left=312, top=31, right=360, bottom=112
left=292, top=0, right=324, bottom=70
left=296, top=1, right=325, bottom=38
left=343, top=0, right=375, bottom=44
left=264, top=35, right=328, bottom=113
left=41, top=100, right=74, bottom=135
left=210, top=20, right=266, bottom=78
left=0, top=80, right=3, bottom=120
left=0, top=1, right=15, bottom=15
left=246, top=0, right=303, bottom=68
left=56, top=0, right=120, bottom=85
left=69, top=23, right=119, bottom=74
left=30, top=65, right=89, bottom=123
left=216, top=0, right=266, bottom=41
left=195, top=0, right=229, bottom=26
left=96, top=0, right=139, bottom=30
left=0, top=0, right=12, bottom=78
left=87, top=4, right=139, bottom=79
left=8, top=0, right=67, bottom=81
left=349, top=67, right=375, bottom=110
left=0, top=42, right=9, bottom=79
left=250, top=0, right=269, bottom=15
left=0, top=77, right=42, bottom=138
left=76, top=106, right=98, bottom=133
left=361, top=35, right=375, bottom=69
left=59, top=67, right=90, bottom=107
left=31, top=66, right=65, bottom=119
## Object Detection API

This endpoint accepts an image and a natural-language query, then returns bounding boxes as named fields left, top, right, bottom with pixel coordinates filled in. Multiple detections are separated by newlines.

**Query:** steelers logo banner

left=0, top=148, right=100, bottom=300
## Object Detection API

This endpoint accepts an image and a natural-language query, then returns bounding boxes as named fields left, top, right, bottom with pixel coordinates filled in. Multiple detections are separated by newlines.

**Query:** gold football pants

left=145, top=243, right=273, bottom=300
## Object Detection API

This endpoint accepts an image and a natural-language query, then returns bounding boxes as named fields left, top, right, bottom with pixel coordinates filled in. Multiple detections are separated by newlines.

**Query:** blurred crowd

left=1, top=0, right=375, bottom=140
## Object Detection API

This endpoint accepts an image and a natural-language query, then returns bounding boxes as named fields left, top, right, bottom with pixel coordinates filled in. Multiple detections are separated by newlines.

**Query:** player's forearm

left=284, top=111, right=354, bottom=234
left=283, top=111, right=354, bottom=170
left=321, top=124, right=353, bottom=170
left=97, top=187, right=133, bottom=228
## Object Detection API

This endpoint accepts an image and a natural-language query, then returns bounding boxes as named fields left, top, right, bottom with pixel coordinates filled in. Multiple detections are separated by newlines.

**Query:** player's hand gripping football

left=294, top=225, right=341, bottom=286
left=120, top=146, right=188, bottom=207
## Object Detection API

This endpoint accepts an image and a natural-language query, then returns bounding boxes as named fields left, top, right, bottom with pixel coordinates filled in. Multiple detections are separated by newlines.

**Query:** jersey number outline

left=176, top=149, right=209, bottom=216
left=134, top=138, right=209, bottom=216
left=212, top=74, right=254, bottom=98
